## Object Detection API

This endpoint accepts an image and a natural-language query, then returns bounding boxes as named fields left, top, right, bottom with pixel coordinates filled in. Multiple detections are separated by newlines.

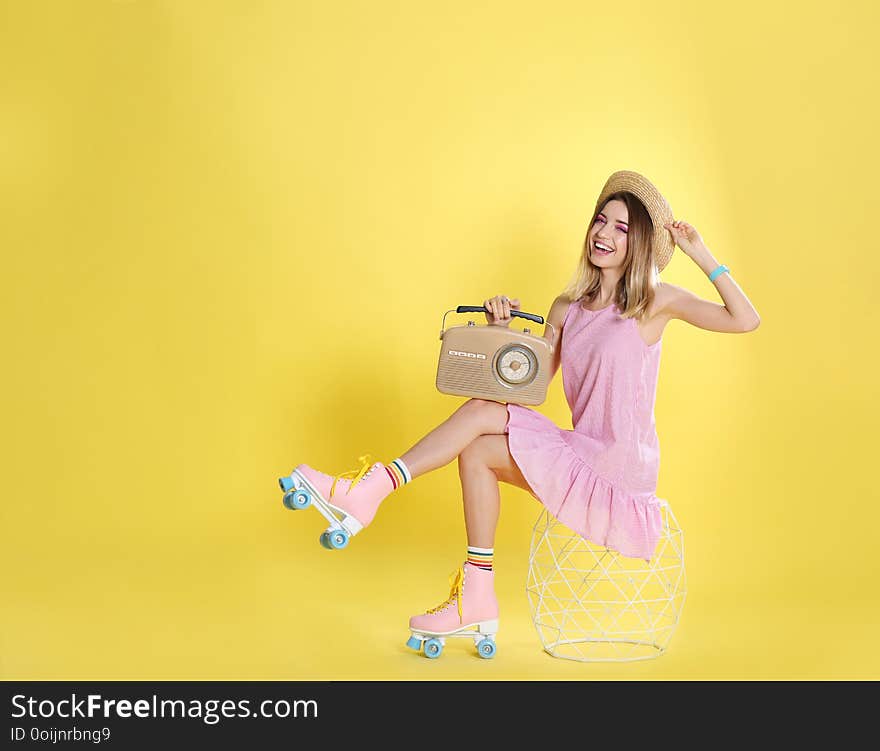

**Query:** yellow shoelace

left=425, top=566, right=465, bottom=622
left=329, top=454, right=376, bottom=501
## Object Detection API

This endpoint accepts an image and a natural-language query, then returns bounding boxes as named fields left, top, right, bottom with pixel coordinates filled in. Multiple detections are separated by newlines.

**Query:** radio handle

left=440, top=306, right=556, bottom=346
left=455, top=305, right=544, bottom=324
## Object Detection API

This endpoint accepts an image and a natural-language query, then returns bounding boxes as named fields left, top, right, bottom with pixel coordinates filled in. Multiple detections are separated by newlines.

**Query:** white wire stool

left=526, top=500, right=686, bottom=662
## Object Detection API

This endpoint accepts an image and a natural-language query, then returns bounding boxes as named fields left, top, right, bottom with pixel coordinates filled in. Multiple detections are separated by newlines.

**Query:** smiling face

left=588, top=198, right=629, bottom=268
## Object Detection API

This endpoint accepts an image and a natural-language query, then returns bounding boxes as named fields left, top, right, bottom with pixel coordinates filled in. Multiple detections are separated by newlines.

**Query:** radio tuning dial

left=495, top=344, right=538, bottom=386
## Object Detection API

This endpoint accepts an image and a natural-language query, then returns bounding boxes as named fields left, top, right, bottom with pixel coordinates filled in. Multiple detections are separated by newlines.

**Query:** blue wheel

left=319, top=532, right=332, bottom=549
left=423, top=638, right=443, bottom=659
left=327, top=529, right=349, bottom=550
left=406, top=636, right=422, bottom=651
left=283, top=489, right=311, bottom=510
left=291, top=490, right=310, bottom=510
left=477, top=638, right=496, bottom=659
left=279, top=475, right=294, bottom=492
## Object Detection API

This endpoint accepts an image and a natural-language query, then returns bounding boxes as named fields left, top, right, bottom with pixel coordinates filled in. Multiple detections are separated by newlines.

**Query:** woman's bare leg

left=458, top=434, right=535, bottom=548
left=397, top=398, right=534, bottom=547
left=399, top=399, right=509, bottom=479
left=458, top=459, right=501, bottom=549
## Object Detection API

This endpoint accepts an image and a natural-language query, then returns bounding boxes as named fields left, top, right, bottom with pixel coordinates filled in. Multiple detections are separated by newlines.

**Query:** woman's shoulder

left=650, top=282, right=678, bottom=318
left=553, top=293, right=577, bottom=307
left=542, top=294, right=575, bottom=345
left=549, top=294, right=576, bottom=321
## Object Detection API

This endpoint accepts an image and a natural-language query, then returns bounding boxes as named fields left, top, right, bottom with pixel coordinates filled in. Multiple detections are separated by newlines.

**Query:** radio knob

left=467, top=320, right=475, bottom=327
left=523, top=328, right=531, bottom=334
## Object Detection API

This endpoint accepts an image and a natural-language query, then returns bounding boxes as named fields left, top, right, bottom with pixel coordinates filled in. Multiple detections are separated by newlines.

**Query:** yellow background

left=2, top=0, right=877, bottom=680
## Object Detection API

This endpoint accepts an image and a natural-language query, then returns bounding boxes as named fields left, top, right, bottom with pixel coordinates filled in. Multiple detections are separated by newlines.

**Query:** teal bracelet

left=709, top=264, right=729, bottom=282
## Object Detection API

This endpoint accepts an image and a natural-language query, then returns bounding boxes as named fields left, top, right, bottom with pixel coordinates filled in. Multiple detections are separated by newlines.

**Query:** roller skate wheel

left=327, top=529, right=349, bottom=550
left=283, top=489, right=311, bottom=510
left=406, top=636, right=422, bottom=651
left=477, top=638, right=496, bottom=659
left=423, top=638, right=443, bottom=659
left=319, top=532, right=332, bottom=549
left=291, top=489, right=311, bottom=510
left=279, top=475, right=295, bottom=492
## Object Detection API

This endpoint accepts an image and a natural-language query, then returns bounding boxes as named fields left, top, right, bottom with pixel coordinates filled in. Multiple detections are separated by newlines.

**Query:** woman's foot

left=408, top=562, right=499, bottom=636
left=281, top=454, right=395, bottom=530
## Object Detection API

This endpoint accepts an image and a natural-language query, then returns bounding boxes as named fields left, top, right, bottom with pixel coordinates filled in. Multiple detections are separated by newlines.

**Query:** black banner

left=1, top=680, right=875, bottom=746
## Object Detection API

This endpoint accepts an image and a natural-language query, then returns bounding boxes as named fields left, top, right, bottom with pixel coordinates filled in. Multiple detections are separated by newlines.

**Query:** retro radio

left=436, top=305, right=556, bottom=406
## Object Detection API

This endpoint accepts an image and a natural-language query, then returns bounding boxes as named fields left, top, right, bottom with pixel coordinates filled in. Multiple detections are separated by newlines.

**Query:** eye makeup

left=595, top=215, right=628, bottom=233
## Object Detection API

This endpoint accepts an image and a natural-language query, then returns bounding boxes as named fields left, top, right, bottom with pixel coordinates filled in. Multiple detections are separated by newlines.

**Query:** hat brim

left=595, top=170, right=675, bottom=272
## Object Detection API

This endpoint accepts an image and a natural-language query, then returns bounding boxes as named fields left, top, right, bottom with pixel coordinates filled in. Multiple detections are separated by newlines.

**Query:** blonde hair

left=560, top=191, right=660, bottom=321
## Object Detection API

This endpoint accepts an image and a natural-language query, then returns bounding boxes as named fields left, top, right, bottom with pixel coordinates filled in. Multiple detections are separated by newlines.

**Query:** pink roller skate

left=278, top=454, right=394, bottom=550
left=406, top=562, right=499, bottom=659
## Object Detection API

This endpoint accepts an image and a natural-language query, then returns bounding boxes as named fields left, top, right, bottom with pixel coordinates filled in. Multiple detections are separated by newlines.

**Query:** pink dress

left=504, top=297, right=665, bottom=561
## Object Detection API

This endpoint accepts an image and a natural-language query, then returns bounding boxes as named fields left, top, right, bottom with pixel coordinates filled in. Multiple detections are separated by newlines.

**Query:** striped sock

left=383, top=458, right=412, bottom=492
left=467, top=546, right=494, bottom=571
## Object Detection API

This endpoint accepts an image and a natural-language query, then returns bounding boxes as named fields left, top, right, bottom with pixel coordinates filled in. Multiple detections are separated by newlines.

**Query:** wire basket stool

left=526, top=500, right=686, bottom=662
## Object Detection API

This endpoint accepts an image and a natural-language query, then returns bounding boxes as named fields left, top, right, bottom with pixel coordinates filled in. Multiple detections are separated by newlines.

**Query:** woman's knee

left=459, top=434, right=534, bottom=494
left=458, top=434, right=494, bottom=470
left=462, top=398, right=509, bottom=434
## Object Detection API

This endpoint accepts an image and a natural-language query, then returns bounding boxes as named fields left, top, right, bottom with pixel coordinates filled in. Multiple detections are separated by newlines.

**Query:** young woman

left=280, top=170, right=760, bottom=655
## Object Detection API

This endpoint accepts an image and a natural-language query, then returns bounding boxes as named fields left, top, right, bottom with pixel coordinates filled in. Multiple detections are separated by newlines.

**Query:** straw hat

left=595, top=170, right=676, bottom=272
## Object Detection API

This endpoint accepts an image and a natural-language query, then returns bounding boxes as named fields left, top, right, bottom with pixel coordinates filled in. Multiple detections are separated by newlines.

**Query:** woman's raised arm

left=663, top=219, right=760, bottom=333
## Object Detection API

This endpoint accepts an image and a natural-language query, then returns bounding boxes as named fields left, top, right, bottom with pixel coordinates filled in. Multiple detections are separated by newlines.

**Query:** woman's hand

left=483, top=295, right=521, bottom=326
left=664, top=219, right=707, bottom=259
